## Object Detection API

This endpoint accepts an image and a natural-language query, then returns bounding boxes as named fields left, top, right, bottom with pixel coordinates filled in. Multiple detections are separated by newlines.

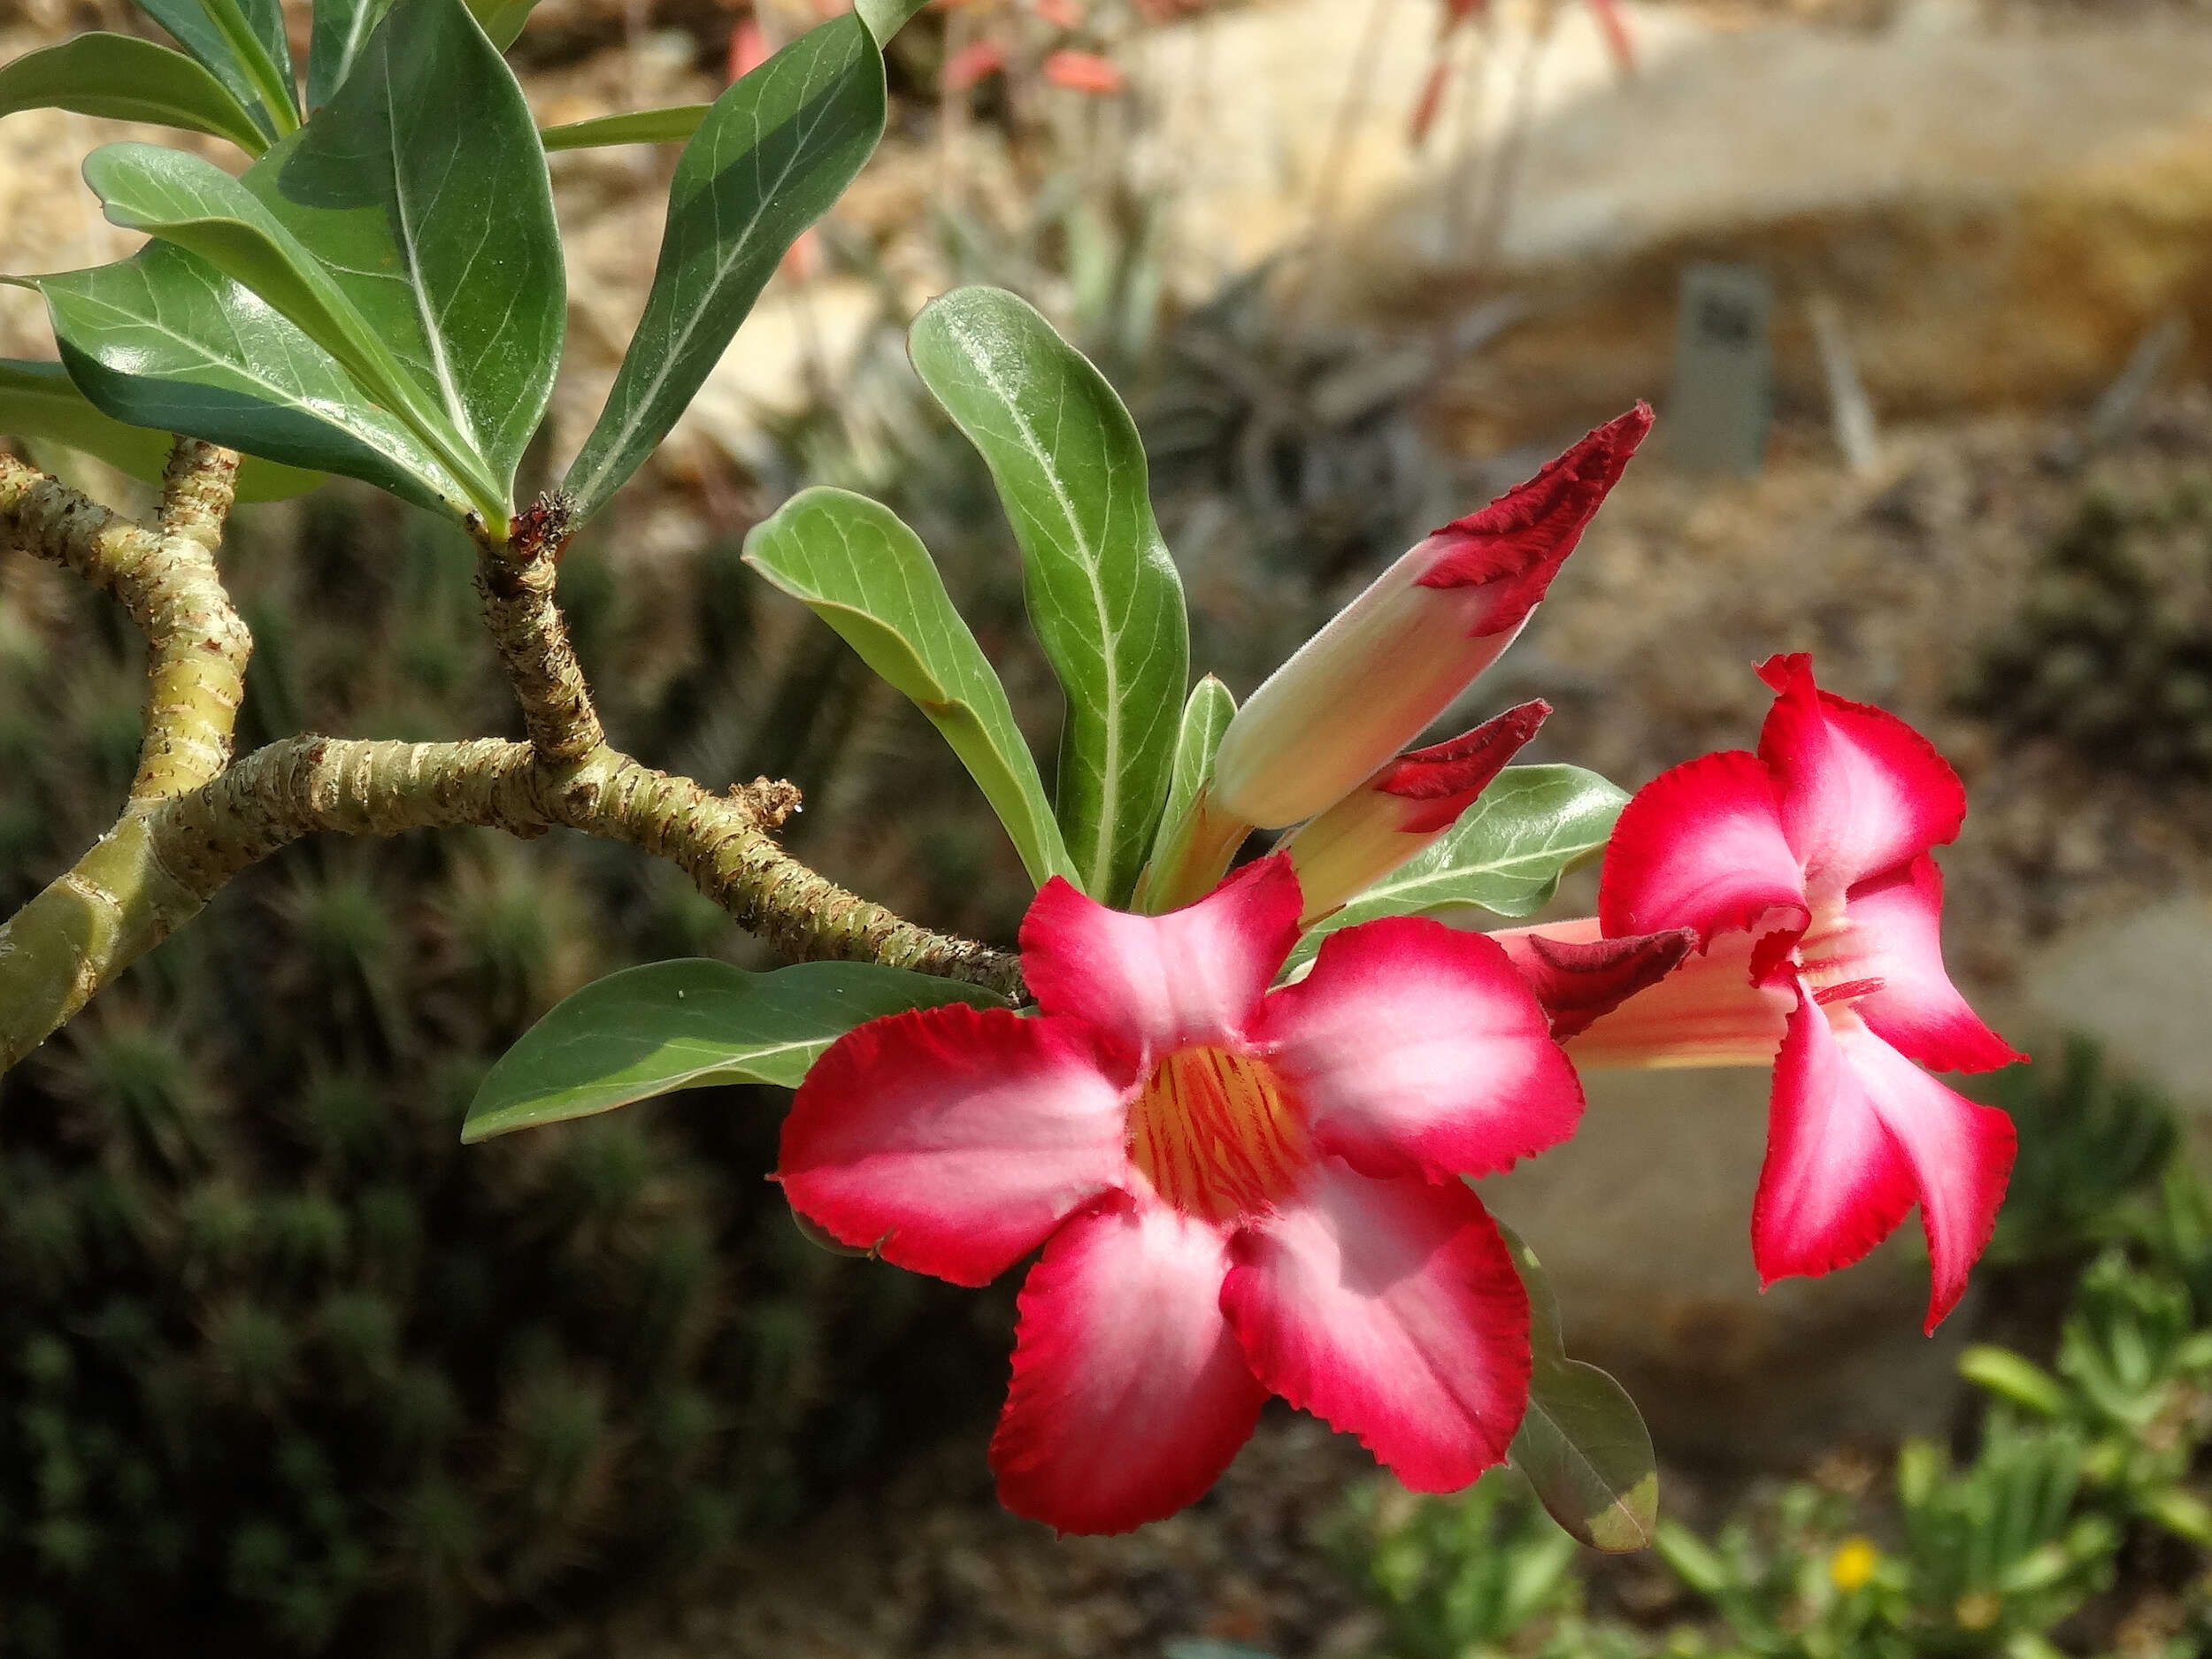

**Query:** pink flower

left=1585, top=654, right=2023, bottom=1330
left=777, top=855, right=1586, bottom=1533
left=1208, top=406, right=1650, bottom=832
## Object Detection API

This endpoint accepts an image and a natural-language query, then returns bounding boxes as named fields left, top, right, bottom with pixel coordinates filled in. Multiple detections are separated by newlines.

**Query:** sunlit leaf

left=745, top=487, right=1077, bottom=887
left=561, top=13, right=885, bottom=518
left=41, top=242, right=470, bottom=514
left=1499, top=1220, right=1658, bottom=1553
left=249, top=0, right=563, bottom=516
left=134, top=0, right=297, bottom=134
left=0, top=35, right=269, bottom=154
left=908, top=286, right=1189, bottom=904
left=1145, top=674, right=1233, bottom=871
left=462, top=959, right=1003, bottom=1141
left=540, top=104, right=709, bottom=150
left=0, top=358, right=323, bottom=502
left=856, top=0, right=932, bottom=41
left=306, top=0, right=396, bottom=106
left=1286, top=764, right=1625, bottom=971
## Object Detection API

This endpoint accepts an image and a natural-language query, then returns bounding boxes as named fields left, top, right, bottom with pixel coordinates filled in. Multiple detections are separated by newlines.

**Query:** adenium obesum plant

left=0, top=0, right=2022, bottom=1563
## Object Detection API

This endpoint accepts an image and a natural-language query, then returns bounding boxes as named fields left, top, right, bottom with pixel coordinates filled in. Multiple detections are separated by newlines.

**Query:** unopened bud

left=1210, top=405, right=1649, bottom=828
left=1285, top=701, right=1549, bottom=922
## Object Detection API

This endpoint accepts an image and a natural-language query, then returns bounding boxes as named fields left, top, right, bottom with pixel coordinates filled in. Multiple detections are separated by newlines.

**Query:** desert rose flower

left=777, top=856, right=1586, bottom=1533
left=1284, top=699, right=1550, bottom=925
left=1582, top=654, right=2023, bottom=1330
left=1207, top=405, right=1650, bottom=833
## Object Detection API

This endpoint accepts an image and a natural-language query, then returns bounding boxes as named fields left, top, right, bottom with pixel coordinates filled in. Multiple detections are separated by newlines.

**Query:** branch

left=0, top=457, right=1025, bottom=1074
left=0, top=444, right=250, bottom=802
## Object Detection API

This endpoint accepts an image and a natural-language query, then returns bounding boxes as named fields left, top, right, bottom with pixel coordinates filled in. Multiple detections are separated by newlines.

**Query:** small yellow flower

left=1828, top=1536, right=1881, bottom=1593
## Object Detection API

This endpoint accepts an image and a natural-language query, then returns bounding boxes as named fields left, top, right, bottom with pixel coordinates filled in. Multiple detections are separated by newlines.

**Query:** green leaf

left=462, top=959, right=1003, bottom=1141
left=133, top=0, right=296, bottom=136
left=465, top=0, right=539, bottom=48
left=78, top=140, right=501, bottom=517
left=307, top=0, right=396, bottom=106
left=249, top=0, right=564, bottom=518
left=1499, top=1221, right=1658, bottom=1553
left=856, top=0, right=931, bottom=42
left=0, top=358, right=323, bottom=502
left=1146, top=674, right=1234, bottom=870
left=0, top=35, right=269, bottom=154
left=42, top=242, right=470, bottom=514
left=561, top=14, right=886, bottom=519
left=745, top=488, right=1077, bottom=887
left=1287, top=764, right=1626, bottom=971
left=540, top=104, right=710, bottom=150
left=908, top=286, right=1189, bottom=904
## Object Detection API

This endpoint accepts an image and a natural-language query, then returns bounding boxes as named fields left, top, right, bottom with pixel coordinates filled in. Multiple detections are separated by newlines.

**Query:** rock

left=2019, top=894, right=2212, bottom=1126
left=1128, top=0, right=2212, bottom=448
left=1479, top=1063, right=1975, bottom=1470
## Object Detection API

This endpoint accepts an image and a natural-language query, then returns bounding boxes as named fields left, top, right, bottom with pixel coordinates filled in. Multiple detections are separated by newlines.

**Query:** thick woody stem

left=0, top=465, right=1025, bottom=1074
left=0, top=444, right=250, bottom=801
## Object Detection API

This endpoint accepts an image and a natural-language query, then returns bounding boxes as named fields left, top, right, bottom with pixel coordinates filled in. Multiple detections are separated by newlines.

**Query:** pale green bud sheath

left=1210, top=405, right=1650, bottom=830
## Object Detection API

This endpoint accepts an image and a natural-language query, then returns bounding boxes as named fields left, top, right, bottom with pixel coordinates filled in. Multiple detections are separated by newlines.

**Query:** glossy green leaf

left=1286, top=764, right=1626, bottom=971
left=41, top=242, right=470, bottom=514
left=745, top=488, right=1077, bottom=887
left=856, top=0, right=932, bottom=42
left=1500, top=1221, right=1658, bottom=1553
left=462, top=959, right=1003, bottom=1141
left=307, top=0, right=396, bottom=105
left=248, top=0, right=564, bottom=518
left=540, top=104, right=710, bottom=150
left=0, top=35, right=269, bottom=153
left=78, top=141, right=500, bottom=516
left=909, top=286, right=1189, bottom=904
left=562, top=13, right=886, bottom=519
left=466, top=0, right=540, bottom=48
left=1145, top=674, right=1234, bottom=871
left=0, top=358, right=323, bottom=502
left=132, top=0, right=293, bottom=135
left=134, top=0, right=297, bottom=134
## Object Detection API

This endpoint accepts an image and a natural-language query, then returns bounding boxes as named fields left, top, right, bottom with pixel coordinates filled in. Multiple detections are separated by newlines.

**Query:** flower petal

left=1020, top=856, right=1303, bottom=1054
left=1256, top=917, right=1584, bottom=1181
left=1223, top=1164, right=1530, bottom=1491
left=1752, top=989, right=1919, bottom=1293
left=1829, top=857, right=2024, bottom=1074
left=991, top=1193, right=1266, bottom=1534
left=1836, top=1016, right=2016, bottom=1332
left=778, top=1004, right=1135, bottom=1288
left=1755, top=653, right=1967, bottom=897
left=1754, top=991, right=2016, bottom=1331
left=1598, top=749, right=1809, bottom=949
left=1489, top=915, right=1699, bottom=1041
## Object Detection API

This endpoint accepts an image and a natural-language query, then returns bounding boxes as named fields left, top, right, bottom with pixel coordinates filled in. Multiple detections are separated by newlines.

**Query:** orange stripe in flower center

left=1127, top=1046, right=1311, bottom=1222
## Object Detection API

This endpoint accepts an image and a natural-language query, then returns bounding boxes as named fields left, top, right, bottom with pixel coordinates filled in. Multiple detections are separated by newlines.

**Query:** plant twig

left=0, top=457, right=1025, bottom=1075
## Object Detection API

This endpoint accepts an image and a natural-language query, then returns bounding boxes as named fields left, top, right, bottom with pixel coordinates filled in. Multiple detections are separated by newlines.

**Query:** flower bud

left=1284, top=701, right=1549, bottom=922
left=1210, top=404, right=1650, bottom=828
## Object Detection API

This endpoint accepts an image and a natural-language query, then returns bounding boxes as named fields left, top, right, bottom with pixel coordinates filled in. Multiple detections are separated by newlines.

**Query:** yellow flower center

left=1127, top=1046, right=1311, bottom=1222
left=1828, top=1537, right=1880, bottom=1593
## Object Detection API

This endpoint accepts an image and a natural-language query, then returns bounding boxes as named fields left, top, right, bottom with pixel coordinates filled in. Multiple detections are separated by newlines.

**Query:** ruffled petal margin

left=990, top=1194, right=1266, bottom=1535
left=1257, top=918, right=1584, bottom=1181
left=1223, top=1164, right=1531, bottom=1492
left=1755, top=653, right=1967, bottom=898
left=778, top=1005, right=1135, bottom=1288
left=1598, top=749, right=1809, bottom=949
left=1834, top=858, right=2024, bottom=1075
left=1020, top=856, right=1303, bottom=1055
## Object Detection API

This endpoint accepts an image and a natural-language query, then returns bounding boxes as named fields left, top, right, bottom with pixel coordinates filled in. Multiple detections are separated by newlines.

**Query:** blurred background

left=4, top=0, right=2212, bottom=1651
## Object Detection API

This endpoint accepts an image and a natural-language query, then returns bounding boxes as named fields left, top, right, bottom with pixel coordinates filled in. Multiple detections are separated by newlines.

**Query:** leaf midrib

left=940, top=304, right=1125, bottom=893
